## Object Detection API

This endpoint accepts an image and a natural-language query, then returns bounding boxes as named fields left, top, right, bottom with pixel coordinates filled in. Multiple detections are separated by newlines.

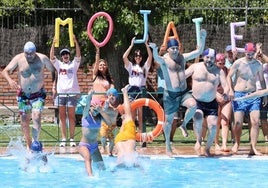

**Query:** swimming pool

left=1, top=154, right=268, bottom=188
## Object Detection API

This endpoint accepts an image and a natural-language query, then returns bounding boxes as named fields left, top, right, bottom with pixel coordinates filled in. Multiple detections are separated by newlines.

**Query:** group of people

left=1, top=29, right=268, bottom=175
left=151, top=35, right=268, bottom=157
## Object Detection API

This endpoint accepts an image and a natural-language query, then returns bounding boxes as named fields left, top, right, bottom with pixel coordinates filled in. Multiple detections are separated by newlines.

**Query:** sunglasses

left=61, top=52, right=69, bottom=56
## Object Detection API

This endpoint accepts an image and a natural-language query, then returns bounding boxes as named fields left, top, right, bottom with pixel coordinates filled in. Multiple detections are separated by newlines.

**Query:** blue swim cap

left=167, top=39, right=179, bottom=49
left=203, top=48, right=216, bottom=57
left=24, top=41, right=36, bottom=53
left=106, top=88, right=119, bottom=98
left=30, top=141, right=43, bottom=152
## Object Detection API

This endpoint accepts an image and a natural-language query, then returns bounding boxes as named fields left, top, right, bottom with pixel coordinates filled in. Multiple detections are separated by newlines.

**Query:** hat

left=167, top=39, right=179, bottom=49
left=24, top=41, right=36, bottom=53
left=225, top=45, right=232, bottom=52
left=244, top=42, right=256, bottom=52
left=203, top=48, right=216, bottom=57
left=106, top=88, right=119, bottom=98
left=30, top=141, right=43, bottom=152
left=216, top=53, right=225, bottom=61
left=60, top=48, right=70, bottom=56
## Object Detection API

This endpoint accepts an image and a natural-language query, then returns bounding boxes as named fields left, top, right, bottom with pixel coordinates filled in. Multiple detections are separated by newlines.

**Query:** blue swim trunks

left=232, top=91, right=261, bottom=113
left=163, top=89, right=192, bottom=115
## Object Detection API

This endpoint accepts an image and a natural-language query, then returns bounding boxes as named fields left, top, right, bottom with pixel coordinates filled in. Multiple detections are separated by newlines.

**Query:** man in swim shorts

left=1, top=41, right=55, bottom=150
left=186, top=48, right=229, bottom=156
left=115, top=85, right=137, bottom=166
left=227, top=42, right=267, bottom=155
left=149, top=29, right=207, bottom=156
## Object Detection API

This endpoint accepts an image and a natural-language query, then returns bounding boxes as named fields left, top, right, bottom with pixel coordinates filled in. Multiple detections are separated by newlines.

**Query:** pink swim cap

left=244, top=42, right=256, bottom=52
left=216, top=53, right=225, bottom=61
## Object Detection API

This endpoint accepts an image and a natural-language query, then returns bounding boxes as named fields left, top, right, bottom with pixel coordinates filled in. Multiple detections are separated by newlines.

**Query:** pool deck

left=2, top=144, right=268, bottom=158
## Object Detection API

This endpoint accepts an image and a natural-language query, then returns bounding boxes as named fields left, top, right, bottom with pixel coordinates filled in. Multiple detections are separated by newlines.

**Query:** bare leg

left=231, top=112, right=244, bottom=154
left=164, top=113, right=176, bottom=157
left=193, top=110, right=203, bottom=156
left=205, top=116, right=217, bottom=157
left=31, top=111, right=42, bottom=142
left=260, top=115, right=268, bottom=142
left=59, top=106, right=67, bottom=140
left=179, top=98, right=197, bottom=137
left=68, top=106, right=76, bottom=140
left=220, top=102, right=232, bottom=152
left=249, top=111, right=262, bottom=155
left=170, top=118, right=178, bottom=141
left=20, top=113, right=31, bottom=150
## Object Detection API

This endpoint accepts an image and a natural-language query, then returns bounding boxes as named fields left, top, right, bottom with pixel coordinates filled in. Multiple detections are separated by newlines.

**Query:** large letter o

left=87, top=12, right=113, bottom=47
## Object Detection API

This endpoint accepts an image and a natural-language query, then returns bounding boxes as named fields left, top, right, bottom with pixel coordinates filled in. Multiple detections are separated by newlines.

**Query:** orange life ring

left=131, top=98, right=164, bottom=142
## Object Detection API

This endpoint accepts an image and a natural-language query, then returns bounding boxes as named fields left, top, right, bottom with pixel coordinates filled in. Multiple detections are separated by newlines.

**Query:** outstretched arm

left=183, top=29, right=207, bottom=61
left=235, top=89, right=268, bottom=101
left=121, top=84, right=132, bottom=122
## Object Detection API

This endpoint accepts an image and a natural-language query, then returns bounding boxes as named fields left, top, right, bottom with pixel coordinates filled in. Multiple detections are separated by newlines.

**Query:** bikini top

left=82, top=113, right=101, bottom=129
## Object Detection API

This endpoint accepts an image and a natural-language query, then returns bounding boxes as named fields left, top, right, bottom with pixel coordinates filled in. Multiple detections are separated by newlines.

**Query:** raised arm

left=123, top=37, right=135, bottom=67
left=183, top=29, right=207, bottom=61
left=83, top=90, right=94, bottom=118
left=121, top=85, right=132, bottom=121
left=50, top=37, right=57, bottom=61
left=73, top=35, right=81, bottom=58
left=145, top=38, right=153, bottom=68
left=93, top=45, right=100, bottom=76
left=149, top=43, right=165, bottom=66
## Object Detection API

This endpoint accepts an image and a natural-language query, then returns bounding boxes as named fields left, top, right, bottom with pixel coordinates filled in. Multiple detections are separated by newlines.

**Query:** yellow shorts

left=100, top=121, right=117, bottom=139
left=115, top=120, right=136, bottom=144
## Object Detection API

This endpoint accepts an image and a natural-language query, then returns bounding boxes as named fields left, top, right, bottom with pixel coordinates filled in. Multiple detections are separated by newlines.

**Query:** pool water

left=1, top=154, right=268, bottom=188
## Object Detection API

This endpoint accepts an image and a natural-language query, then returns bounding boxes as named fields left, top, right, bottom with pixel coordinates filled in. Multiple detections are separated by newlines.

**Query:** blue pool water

left=1, top=154, right=268, bottom=188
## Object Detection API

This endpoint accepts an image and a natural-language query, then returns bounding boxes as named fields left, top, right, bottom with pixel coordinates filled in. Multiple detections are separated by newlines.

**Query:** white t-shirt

left=125, top=61, right=150, bottom=87
left=52, top=57, right=81, bottom=94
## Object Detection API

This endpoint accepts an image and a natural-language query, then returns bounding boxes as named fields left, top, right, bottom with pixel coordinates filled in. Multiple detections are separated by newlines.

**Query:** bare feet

left=204, top=148, right=214, bottom=157
left=221, top=146, right=230, bottom=152
left=249, top=145, right=263, bottom=156
left=179, top=126, right=188, bottom=137
left=194, top=141, right=202, bottom=156
left=231, top=143, right=239, bottom=154
left=166, top=144, right=173, bottom=157
left=214, top=143, right=221, bottom=151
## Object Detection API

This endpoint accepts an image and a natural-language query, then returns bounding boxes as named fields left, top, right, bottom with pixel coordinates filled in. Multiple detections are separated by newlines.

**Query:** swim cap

left=30, top=141, right=43, bottom=152
left=106, top=88, right=119, bottom=98
left=203, top=48, right=216, bottom=57
left=225, top=45, right=232, bottom=52
left=244, top=42, right=256, bottom=52
left=60, top=48, right=70, bottom=56
left=167, top=39, right=179, bottom=49
left=24, top=41, right=36, bottom=53
left=216, top=53, right=225, bottom=61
